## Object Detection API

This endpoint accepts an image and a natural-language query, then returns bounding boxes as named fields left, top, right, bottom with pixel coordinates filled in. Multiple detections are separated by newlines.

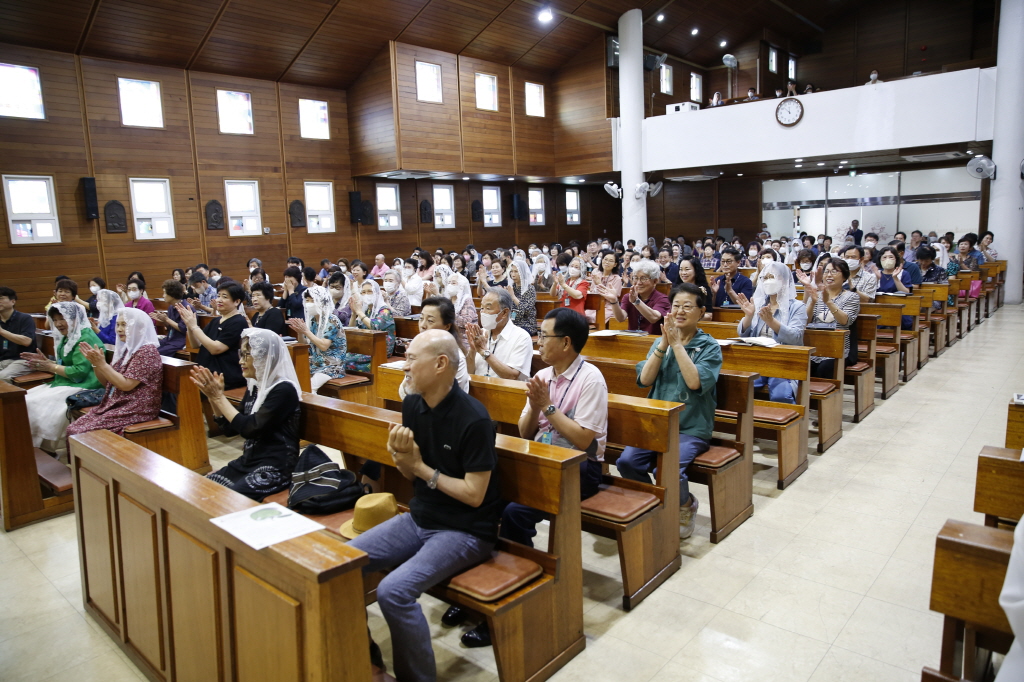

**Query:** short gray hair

left=486, top=286, right=514, bottom=311
left=633, top=259, right=660, bottom=281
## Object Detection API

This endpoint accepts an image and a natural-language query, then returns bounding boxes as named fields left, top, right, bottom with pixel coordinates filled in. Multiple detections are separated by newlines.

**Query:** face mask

left=209, top=275, right=220, bottom=285
left=249, top=266, right=256, bottom=273
left=339, top=266, right=347, bottom=273
left=127, top=290, right=141, bottom=300
left=870, top=73, right=878, bottom=81
left=761, top=257, right=774, bottom=266
left=881, top=258, right=896, bottom=269
left=482, top=260, right=491, bottom=269
left=383, top=281, right=397, bottom=294
left=330, top=288, right=343, bottom=301
left=89, top=284, right=100, bottom=295
left=928, top=236, right=938, bottom=243
left=304, top=301, right=318, bottom=317
left=569, top=267, right=581, bottom=278
left=762, top=279, right=782, bottom=296
left=404, top=267, right=414, bottom=277
left=845, top=258, right=860, bottom=271
left=865, top=240, right=876, bottom=248
left=749, top=249, right=758, bottom=257
left=480, top=311, right=498, bottom=330
left=800, top=262, right=812, bottom=271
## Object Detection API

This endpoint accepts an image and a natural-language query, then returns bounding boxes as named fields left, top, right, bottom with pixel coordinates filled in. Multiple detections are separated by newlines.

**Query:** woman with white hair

left=506, top=259, right=537, bottom=336
left=736, top=261, right=806, bottom=403
left=532, top=253, right=554, bottom=292
left=68, top=307, right=163, bottom=438
left=345, top=279, right=396, bottom=372
left=286, top=285, right=348, bottom=392
left=446, top=272, right=477, bottom=341
left=191, top=328, right=301, bottom=500
left=91, top=289, right=123, bottom=344
left=383, top=269, right=411, bottom=317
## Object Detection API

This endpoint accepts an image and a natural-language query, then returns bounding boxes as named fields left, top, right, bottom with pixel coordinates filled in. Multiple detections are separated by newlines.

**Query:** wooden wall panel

left=905, top=0, right=973, bottom=75
left=510, top=68, right=554, bottom=177
left=78, top=466, right=119, bottom=628
left=117, top=493, right=165, bottom=674
left=393, top=43, right=462, bottom=173
left=0, top=45, right=100, bottom=311
left=167, top=524, right=223, bottom=682
left=279, top=82, right=357, bottom=269
left=81, top=57, right=205, bottom=289
left=855, top=1, right=909, bottom=84
left=715, top=178, right=761, bottom=242
left=347, top=47, right=398, bottom=177
left=458, top=57, right=514, bottom=175
left=232, top=566, right=303, bottom=682
left=649, top=60, right=708, bottom=117
left=553, top=36, right=612, bottom=177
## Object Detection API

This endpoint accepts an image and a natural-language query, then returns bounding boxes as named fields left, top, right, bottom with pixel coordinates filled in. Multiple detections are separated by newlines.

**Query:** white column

left=618, top=8, right=647, bottom=247
left=989, top=0, right=1024, bottom=304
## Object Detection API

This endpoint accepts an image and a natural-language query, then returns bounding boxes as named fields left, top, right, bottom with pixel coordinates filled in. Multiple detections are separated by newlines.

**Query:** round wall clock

left=776, top=97, right=804, bottom=127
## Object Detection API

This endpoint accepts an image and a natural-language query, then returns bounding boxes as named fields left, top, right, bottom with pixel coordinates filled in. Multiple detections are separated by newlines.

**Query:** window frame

left=376, top=183, right=402, bottom=231
left=414, top=61, right=444, bottom=104
left=298, top=98, right=331, bottom=140
left=433, top=184, right=455, bottom=229
left=117, top=77, right=165, bottom=129
left=224, top=179, right=263, bottom=238
left=129, top=177, right=175, bottom=241
left=216, top=89, right=255, bottom=135
left=528, top=188, right=545, bottom=226
left=689, top=72, right=703, bottom=103
left=659, top=63, right=673, bottom=95
left=2, top=174, right=61, bottom=245
left=304, top=181, right=335, bottom=234
left=481, top=186, right=502, bottom=227
left=565, top=189, right=580, bottom=225
left=0, top=62, right=46, bottom=121
left=475, top=72, right=499, bottom=111
left=788, top=57, right=796, bottom=81
left=768, top=47, right=778, bottom=74
left=525, top=82, right=545, bottom=117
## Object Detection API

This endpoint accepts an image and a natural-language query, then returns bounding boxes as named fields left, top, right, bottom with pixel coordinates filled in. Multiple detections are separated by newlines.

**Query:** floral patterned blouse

left=512, top=283, right=537, bottom=336
left=309, top=313, right=347, bottom=379
left=455, top=297, right=478, bottom=341
left=344, top=308, right=396, bottom=373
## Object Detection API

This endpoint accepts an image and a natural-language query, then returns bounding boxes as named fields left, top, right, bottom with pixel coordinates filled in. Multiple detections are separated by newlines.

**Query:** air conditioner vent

left=901, top=151, right=968, bottom=162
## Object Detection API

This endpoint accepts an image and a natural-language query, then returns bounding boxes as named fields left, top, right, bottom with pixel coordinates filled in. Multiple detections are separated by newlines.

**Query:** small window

left=482, top=186, right=501, bottom=227
left=415, top=61, right=443, bottom=103
left=525, top=82, right=545, bottom=117
left=768, top=47, right=778, bottom=74
left=298, top=99, right=330, bottom=139
left=376, top=183, right=401, bottom=231
left=118, top=78, right=163, bottom=128
left=475, top=73, right=498, bottom=111
left=129, top=178, right=174, bottom=240
left=528, top=188, right=545, bottom=226
left=659, top=63, right=673, bottom=95
left=433, top=184, right=455, bottom=229
left=788, top=57, right=796, bottom=81
left=2, top=174, right=60, bottom=244
left=217, top=90, right=254, bottom=135
left=225, top=180, right=262, bottom=236
left=690, top=72, right=702, bottom=103
left=304, top=181, right=335, bottom=233
left=0, top=63, right=44, bottom=120
left=565, top=189, right=580, bottom=225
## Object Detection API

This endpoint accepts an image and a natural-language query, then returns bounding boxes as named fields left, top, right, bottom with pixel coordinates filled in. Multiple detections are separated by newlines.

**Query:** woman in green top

left=615, top=283, right=723, bottom=539
left=21, top=302, right=104, bottom=450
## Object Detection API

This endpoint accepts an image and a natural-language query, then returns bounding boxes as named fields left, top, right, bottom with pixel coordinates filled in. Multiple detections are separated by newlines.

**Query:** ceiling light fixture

left=507, top=177, right=515, bottom=181
left=816, top=162, right=824, bottom=166
left=657, top=13, right=664, bottom=21
left=691, top=28, right=698, bottom=35
left=839, top=160, right=848, bottom=164
left=538, top=7, right=553, bottom=22
left=794, top=158, right=803, bottom=162
left=578, top=178, right=585, bottom=182
left=967, top=150, right=974, bottom=155
left=720, top=40, right=727, bottom=47
left=795, top=164, right=803, bottom=168
left=462, top=176, right=469, bottom=180
left=737, top=173, right=743, bottom=176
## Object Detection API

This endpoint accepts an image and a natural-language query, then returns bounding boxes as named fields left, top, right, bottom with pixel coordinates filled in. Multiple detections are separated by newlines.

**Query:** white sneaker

left=679, top=494, right=699, bottom=539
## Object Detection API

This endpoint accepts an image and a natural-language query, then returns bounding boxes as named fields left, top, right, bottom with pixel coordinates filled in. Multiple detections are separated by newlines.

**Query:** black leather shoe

left=369, top=638, right=385, bottom=672
left=441, top=605, right=467, bottom=627
left=461, top=622, right=492, bottom=648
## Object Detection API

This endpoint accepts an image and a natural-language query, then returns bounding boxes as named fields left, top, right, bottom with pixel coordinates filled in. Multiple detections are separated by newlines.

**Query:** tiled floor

left=3, top=304, right=1021, bottom=682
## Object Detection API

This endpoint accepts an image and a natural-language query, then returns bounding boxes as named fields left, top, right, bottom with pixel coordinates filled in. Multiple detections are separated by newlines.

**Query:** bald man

left=348, top=329, right=502, bottom=682
left=370, top=253, right=390, bottom=278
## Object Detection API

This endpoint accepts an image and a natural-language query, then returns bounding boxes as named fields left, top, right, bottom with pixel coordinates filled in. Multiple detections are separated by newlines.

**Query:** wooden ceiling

left=0, top=0, right=858, bottom=88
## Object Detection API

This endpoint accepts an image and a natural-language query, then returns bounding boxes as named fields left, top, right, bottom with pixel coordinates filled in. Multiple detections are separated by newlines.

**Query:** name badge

left=564, top=298, right=571, bottom=307
left=539, top=430, right=553, bottom=445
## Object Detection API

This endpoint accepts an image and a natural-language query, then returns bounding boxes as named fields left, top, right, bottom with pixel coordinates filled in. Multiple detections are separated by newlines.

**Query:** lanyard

left=549, top=360, right=586, bottom=413
left=484, top=334, right=501, bottom=377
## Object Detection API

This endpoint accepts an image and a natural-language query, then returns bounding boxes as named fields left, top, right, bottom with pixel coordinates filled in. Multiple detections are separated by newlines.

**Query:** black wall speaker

left=82, top=177, right=99, bottom=220
left=348, top=191, right=362, bottom=223
left=510, top=193, right=529, bottom=221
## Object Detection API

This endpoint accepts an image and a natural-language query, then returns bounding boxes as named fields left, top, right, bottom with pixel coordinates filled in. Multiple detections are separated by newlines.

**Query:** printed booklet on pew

left=717, top=337, right=779, bottom=347
left=210, top=502, right=324, bottom=550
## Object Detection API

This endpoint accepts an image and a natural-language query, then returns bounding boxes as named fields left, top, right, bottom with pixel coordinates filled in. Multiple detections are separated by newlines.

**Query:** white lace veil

left=240, top=328, right=301, bottom=412
left=359, top=279, right=388, bottom=317
left=532, top=253, right=552, bottom=280
left=447, top=273, right=472, bottom=313
left=751, top=261, right=798, bottom=329
left=303, top=284, right=333, bottom=332
left=112, top=307, right=159, bottom=365
left=434, top=263, right=454, bottom=298
left=96, top=289, right=124, bottom=328
left=933, top=242, right=950, bottom=268
left=51, top=301, right=87, bottom=357
left=510, top=259, right=533, bottom=294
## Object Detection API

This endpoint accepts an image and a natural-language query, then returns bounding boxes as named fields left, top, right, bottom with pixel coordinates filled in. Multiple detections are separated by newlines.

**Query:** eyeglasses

left=634, top=276, right=653, bottom=284
left=238, top=351, right=253, bottom=361
left=671, top=305, right=699, bottom=313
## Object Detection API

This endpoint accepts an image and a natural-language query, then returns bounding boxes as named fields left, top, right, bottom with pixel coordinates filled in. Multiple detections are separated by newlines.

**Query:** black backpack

left=287, top=444, right=370, bottom=514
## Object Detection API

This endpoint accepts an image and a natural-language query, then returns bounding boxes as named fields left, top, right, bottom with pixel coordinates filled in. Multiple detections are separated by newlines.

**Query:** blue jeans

left=616, top=433, right=710, bottom=499
left=348, top=513, right=494, bottom=682
left=500, top=459, right=602, bottom=548
left=754, top=375, right=796, bottom=404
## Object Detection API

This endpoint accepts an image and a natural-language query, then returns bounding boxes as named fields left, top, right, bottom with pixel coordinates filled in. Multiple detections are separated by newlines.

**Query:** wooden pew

left=874, top=294, right=920, bottom=382
left=952, top=273, right=977, bottom=335
left=68, top=430, right=376, bottom=682
left=581, top=334, right=813, bottom=489
left=913, top=289, right=934, bottom=368
left=921, top=282, right=959, bottom=349
left=858, top=303, right=903, bottom=399
left=919, top=283, right=950, bottom=357
left=317, top=329, right=388, bottom=406
left=299, top=394, right=588, bottom=682
left=975, top=445, right=1024, bottom=527
left=526, top=354, right=757, bottom=544
left=1007, top=400, right=1024, bottom=450
left=846, top=315, right=878, bottom=423
left=394, top=316, right=419, bottom=340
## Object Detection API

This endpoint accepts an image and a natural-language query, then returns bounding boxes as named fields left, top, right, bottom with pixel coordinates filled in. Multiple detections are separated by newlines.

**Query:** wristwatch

left=427, top=468, right=441, bottom=490
left=482, top=349, right=492, bottom=359
left=544, top=404, right=556, bottom=417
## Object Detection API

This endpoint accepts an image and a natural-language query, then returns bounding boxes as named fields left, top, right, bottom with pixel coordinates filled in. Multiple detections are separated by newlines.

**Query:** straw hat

left=340, top=493, right=399, bottom=539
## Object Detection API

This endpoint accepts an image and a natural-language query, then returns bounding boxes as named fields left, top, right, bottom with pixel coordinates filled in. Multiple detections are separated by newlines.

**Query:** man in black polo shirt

left=348, top=329, right=500, bottom=682
left=0, top=287, right=37, bottom=383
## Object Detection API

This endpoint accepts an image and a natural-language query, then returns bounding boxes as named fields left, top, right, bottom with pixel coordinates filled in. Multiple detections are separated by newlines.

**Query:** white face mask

left=800, top=262, right=812, bottom=271
left=340, top=266, right=347, bottom=273
left=480, top=311, right=499, bottom=330
left=383, top=281, right=397, bottom=294
left=760, top=257, right=774, bottom=266
left=330, top=287, right=343, bottom=302
left=870, top=73, right=878, bottom=81
left=249, top=266, right=257, bottom=273
left=568, top=266, right=581, bottom=278
left=762, top=279, right=782, bottom=296
left=749, top=249, right=758, bottom=257
left=864, top=240, right=876, bottom=248
left=845, top=258, right=861, bottom=271
left=304, top=301, right=318, bottom=317
left=404, top=267, right=414, bottom=277
left=127, top=290, right=141, bottom=300
left=89, top=284, right=100, bottom=295
left=209, top=275, right=220, bottom=284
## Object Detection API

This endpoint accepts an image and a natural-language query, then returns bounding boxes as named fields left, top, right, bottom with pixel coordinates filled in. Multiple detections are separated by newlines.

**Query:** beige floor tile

left=799, top=508, right=910, bottom=557
left=647, top=660, right=724, bottom=682
left=807, top=646, right=918, bottom=682
left=912, top=495, right=985, bottom=534
left=850, top=461, right=944, bottom=497
left=5, top=514, right=78, bottom=555
left=710, top=518, right=796, bottom=568
left=0, top=578, right=80, bottom=644
left=594, top=590, right=719, bottom=659
left=26, top=538, right=81, bottom=582
left=670, top=610, right=829, bottom=682
left=0, top=555, right=53, bottom=592
left=51, top=570, right=86, bottom=613
left=746, top=498, right=820, bottom=534
left=39, top=649, right=144, bottom=682
left=833, top=597, right=943, bottom=672
left=866, top=556, right=934, bottom=612
left=0, top=611, right=114, bottom=682
left=766, top=536, right=889, bottom=594
left=824, top=480, right=928, bottom=525
left=661, top=553, right=761, bottom=607
left=0, top=530, right=26, bottom=564
left=724, top=568, right=863, bottom=644
left=929, top=470, right=977, bottom=502
left=548, top=633, right=668, bottom=682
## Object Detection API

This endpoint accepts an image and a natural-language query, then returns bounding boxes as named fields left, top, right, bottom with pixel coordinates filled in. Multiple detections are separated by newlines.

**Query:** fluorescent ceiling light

left=538, top=7, right=553, bottom=22
left=462, top=177, right=469, bottom=180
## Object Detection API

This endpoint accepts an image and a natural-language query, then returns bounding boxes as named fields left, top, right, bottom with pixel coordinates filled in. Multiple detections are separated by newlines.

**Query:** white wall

left=644, top=68, right=996, bottom=172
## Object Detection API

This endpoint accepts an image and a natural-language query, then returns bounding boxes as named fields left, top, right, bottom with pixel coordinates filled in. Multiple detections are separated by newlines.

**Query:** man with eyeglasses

left=449, top=308, right=607, bottom=647
left=596, top=258, right=669, bottom=334
left=711, top=246, right=753, bottom=308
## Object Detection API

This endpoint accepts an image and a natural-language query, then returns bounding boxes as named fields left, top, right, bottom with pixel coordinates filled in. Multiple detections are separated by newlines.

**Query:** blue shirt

left=713, top=272, right=754, bottom=307
left=903, top=261, right=922, bottom=286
